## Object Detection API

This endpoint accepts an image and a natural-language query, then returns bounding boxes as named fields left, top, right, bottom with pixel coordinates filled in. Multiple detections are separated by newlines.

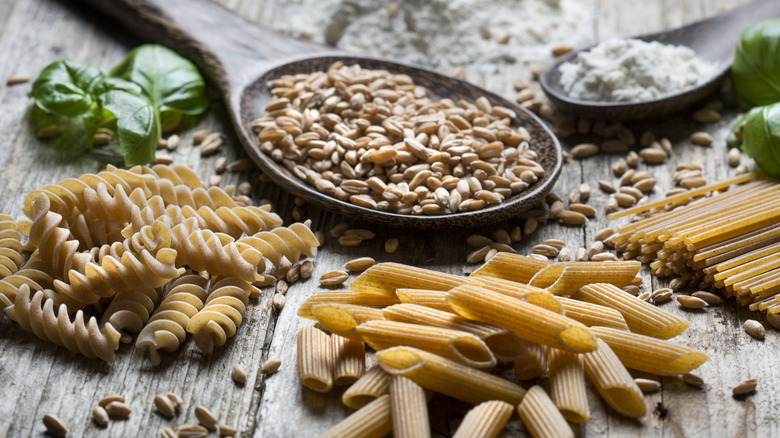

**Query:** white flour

left=558, top=38, right=718, bottom=102
left=272, top=0, right=595, bottom=68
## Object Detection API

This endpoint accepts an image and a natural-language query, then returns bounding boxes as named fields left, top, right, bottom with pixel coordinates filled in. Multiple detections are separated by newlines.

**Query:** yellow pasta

left=382, top=303, right=526, bottom=363
left=0, top=253, right=55, bottom=309
left=343, top=364, right=390, bottom=409
left=0, top=214, right=22, bottom=279
left=469, top=252, right=551, bottom=283
left=389, top=376, right=430, bottom=438
left=451, top=400, right=513, bottom=438
left=357, top=320, right=496, bottom=369
left=186, top=277, right=250, bottom=353
left=332, top=334, right=366, bottom=386
left=297, top=326, right=333, bottom=393
left=557, top=297, right=630, bottom=330
left=349, top=262, right=477, bottom=297
left=376, top=346, right=526, bottom=406
left=548, top=348, right=589, bottom=423
left=447, top=284, right=597, bottom=353
left=512, top=341, right=547, bottom=381
left=297, top=290, right=401, bottom=319
left=574, top=283, right=689, bottom=339
left=475, top=276, right=564, bottom=314
left=517, top=385, right=574, bottom=438
left=395, top=289, right=451, bottom=312
left=320, top=394, right=393, bottom=438
left=590, top=326, right=709, bottom=376
left=529, top=261, right=640, bottom=295
left=582, top=339, right=646, bottom=418
left=311, top=303, right=385, bottom=339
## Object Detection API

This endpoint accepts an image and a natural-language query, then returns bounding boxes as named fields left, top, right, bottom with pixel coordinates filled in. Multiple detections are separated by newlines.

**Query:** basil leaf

left=740, top=103, right=780, bottom=178
left=101, top=90, right=159, bottom=166
left=31, top=60, right=105, bottom=117
left=732, top=19, right=780, bottom=106
left=109, top=44, right=209, bottom=117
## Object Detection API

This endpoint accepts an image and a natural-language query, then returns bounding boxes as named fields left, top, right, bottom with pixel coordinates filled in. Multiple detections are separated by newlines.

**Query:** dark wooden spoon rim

left=239, top=54, right=564, bottom=229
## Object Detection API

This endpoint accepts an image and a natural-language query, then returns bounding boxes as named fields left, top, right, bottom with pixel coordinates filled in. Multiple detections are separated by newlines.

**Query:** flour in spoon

left=558, top=38, right=719, bottom=102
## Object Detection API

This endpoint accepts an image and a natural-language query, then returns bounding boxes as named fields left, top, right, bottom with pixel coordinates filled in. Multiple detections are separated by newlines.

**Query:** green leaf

left=109, top=44, right=209, bottom=116
left=732, top=19, right=780, bottom=106
left=31, top=60, right=105, bottom=117
left=101, top=90, right=160, bottom=166
left=740, top=103, right=780, bottom=178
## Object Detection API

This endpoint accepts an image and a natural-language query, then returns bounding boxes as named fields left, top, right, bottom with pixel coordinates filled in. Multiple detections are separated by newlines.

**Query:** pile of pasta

left=296, top=253, right=708, bottom=437
left=0, top=164, right=319, bottom=363
left=607, top=172, right=780, bottom=314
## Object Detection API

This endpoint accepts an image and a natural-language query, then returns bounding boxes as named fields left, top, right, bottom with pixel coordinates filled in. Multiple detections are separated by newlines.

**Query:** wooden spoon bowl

left=83, top=0, right=562, bottom=229
left=540, top=0, right=780, bottom=121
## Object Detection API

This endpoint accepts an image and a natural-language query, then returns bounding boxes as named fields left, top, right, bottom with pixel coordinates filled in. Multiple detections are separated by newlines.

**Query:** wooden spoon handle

left=81, top=0, right=329, bottom=92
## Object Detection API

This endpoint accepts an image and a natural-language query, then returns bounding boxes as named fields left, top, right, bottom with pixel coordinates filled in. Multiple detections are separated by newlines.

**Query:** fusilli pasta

left=187, top=277, right=251, bottom=353
left=0, top=214, right=23, bottom=279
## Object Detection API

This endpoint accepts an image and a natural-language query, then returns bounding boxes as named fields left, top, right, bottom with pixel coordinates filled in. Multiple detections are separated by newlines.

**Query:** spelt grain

left=43, top=414, right=67, bottom=437
left=732, top=379, right=757, bottom=397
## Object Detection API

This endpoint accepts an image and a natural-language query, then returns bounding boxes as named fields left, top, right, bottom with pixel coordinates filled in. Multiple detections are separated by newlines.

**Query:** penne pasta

left=390, top=376, right=431, bottom=438
left=529, top=262, right=641, bottom=295
left=376, top=346, right=526, bottom=406
left=297, top=326, right=333, bottom=393
left=381, top=303, right=527, bottom=363
left=311, top=303, right=385, bottom=339
left=343, top=364, right=390, bottom=409
left=476, top=276, right=564, bottom=314
left=447, top=284, right=597, bottom=353
left=590, top=326, right=709, bottom=376
left=574, top=283, right=688, bottom=339
left=512, top=341, right=547, bottom=381
left=395, top=289, right=452, bottom=312
left=332, top=334, right=366, bottom=386
left=557, top=297, right=630, bottom=331
left=297, top=290, right=400, bottom=319
left=470, top=252, right=551, bottom=283
left=451, top=400, right=513, bottom=438
left=357, top=319, right=497, bottom=369
left=548, top=348, right=589, bottom=423
left=350, top=263, right=477, bottom=297
left=320, top=394, right=393, bottom=438
left=582, top=339, right=646, bottom=418
left=517, top=385, right=575, bottom=438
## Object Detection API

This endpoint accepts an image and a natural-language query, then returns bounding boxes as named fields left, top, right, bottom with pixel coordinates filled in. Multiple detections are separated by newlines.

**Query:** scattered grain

left=166, top=393, right=183, bottom=412
left=99, top=396, right=125, bottom=408
left=652, top=288, right=673, bottom=304
left=6, top=74, right=30, bottom=85
left=384, top=238, right=399, bottom=253
left=532, top=244, right=559, bottom=258
left=338, top=234, right=362, bottom=247
left=682, top=372, right=705, bottom=388
left=571, top=143, right=599, bottom=158
left=261, top=357, right=282, bottom=375
left=692, top=109, right=720, bottom=123
left=691, top=291, right=722, bottom=305
left=579, top=183, right=591, bottom=201
left=622, top=285, right=640, bottom=296
left=690, top=132, right=714, bottom=146
left=732, top=379, right=757, bottom=397
left=467, top=234, right=492, bottom=247
left=552, top=44, right=574, bottom=56
left=557, top=247, right=571, bottom=262
left=192, top=129, right=211, bottom=144
left=228, top=158, right=254, bottom=172
left=569, top=203, right=596, bottom=217
left=176, top=423, right=209, bottom=438
left=231, top=364, right=248, bottom=385
left=92, top=406, right=109, bottom=427
left=598, top=180, right=616, bottom=193
left=605, top=197, right=618, bottom=214
left=345, top=257, right=375, bottom=272
left=744, top=320, right=765, bottom=340
left=105, top=401, right=132, bottom=419
left=219, top=424, right=238, bottom=437
left=195, top=406, right=218, bottom=431
left=634, top=378, right=661, bottom=393
left=614, top=193, right=637, bottom=208
left=677, top=295, right=708, bottom=309
left=320, top=270, right=349, bottom=287
left=272, top=293, right=286, bottom=310
left=727, top=148, right=741, bottom=167
left=154, top=395, right=176, bottom=418
left=559, top=210, right=587, bottom=226
left=639, top=148, right=667, bottom=164
left=43, top=414, right=67, bottom=437
left=591, top=252, right=618, bottom=262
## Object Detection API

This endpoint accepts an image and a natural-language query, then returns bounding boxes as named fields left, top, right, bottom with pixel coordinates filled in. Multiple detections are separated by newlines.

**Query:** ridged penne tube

left=376, top=346, right=526, bottom=405
left=574, top=284, right=689, bottom=339
left=512, top=341, right=547, bottom=380
left=590, top=326, right=709, bottom=376
left=517, top=385, right=574, bottom=438
left=320, top=394, right=393, bottom=438
left=382, top=303, right=526, bottom=363
left=343, top=364, right=390, bottom=409
left=557, top=297, right=630, bottom=330
left=528, top=261, right=641, bottom=294
left=476, top=277, right=564, bottom=314
left=447, top=285, right=597, bottom=353
left=297, top=291, right=401, bottom=319
left=390, top=376, right=431, bottom=438
left=357, top=320, right=497, bottom=369
left=582, top=339, right=646, bottom=418
left=332, top=334, right=366, bottom=386
left=297, top=326, right=333, bottom=393
left=548, top=348, right=589, bottom=423
left=395, top=289, right=451, bottom=312
left=350, top=262, right=477, bottom=297
left=311, top=304, right=385, bottom=339
left=451, top=400, right=513, bottom=438
left=470, top=252, right=551, bottom=283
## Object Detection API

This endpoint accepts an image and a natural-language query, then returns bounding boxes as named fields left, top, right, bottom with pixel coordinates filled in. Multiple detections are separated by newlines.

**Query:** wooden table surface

left=1, top=0, right=776, bottom=437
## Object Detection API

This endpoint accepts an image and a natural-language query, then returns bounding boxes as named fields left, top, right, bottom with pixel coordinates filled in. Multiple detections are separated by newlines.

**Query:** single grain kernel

left=219, top=424, right=239, bottom=437
left=591, top=252, right=618, bottom=262
left=639, top=148, right=667, bottom=164
left=595, top=227, right=615, bottom=241
left=195, top=406, right=218, bottom=431
left=692, top=109, right=720, bottom=123
left=727, top=148, right=741, bottom=167
left=272, top=293, right=286, bottom=310
left=166, top=393, right=183, bottom=412
left=154, top=395, right=176, bottom=418
left=638, top=291, right=652, bottom=302
left=232, top=364, right=248, bottom=384
left=338, top=234, right=363, bottom=247
left=559, top=210, right=587, bottom=226
left=587, top=241, right=604, bottom=258
left=177, top=423, right=209, bottom=438
left=384, top=238, right=399, bottom=253
left=598, top=180, right=616, bottom=193
left=744, top=320, right=765, bottom=340
left=105, top=401, right=131, bottom=419
left=732, top=379, right=757, bottom=397
left=682, top=372, right=705, bottom=388
left=690, top=132, right=714, bottom=146
left=467, top=246, right=491, bottom=264
left=320, top=270, right=349, bottom=287
left=571, top=143, right=599, bottom=158
left=466, top=234, right=492, bottom=247
left=43, top=414, right=67, bottom=437
left=532, top=244, right=559, bottom=258
left=579, top=183, right=591, bottom=201
left=622, top=285, right=640, bottom=296
left=557, top=247, right=571, bottom=262
left=345, top=257, right=375, bottom=272
left=614, top=193, right=637, bottom=208
left=677, top=295, right=708, bottom=309
left=634, top=378, right=661, bottom=393
left=652, top=288, right=673, bottom=304
left=574, top=247, right=588, bottom=261
left=261, top=357, right=282, bottom=374
left=691, top=291, right=722, bottom=305
left=92, top=405, right=109, bottom=427
left=612, top=158, right=628, bottom=176
left=569, top=203, right=596, bottom=217
left=99, top=396, right=125, bottom=408
left=192, top=129, right=211, bottom=144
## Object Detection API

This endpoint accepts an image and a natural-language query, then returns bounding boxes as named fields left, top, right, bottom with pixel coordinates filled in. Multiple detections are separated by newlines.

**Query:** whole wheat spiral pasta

left=187, top=276, right=251, bottom=353
left=0, top=214, right=23, bottom=279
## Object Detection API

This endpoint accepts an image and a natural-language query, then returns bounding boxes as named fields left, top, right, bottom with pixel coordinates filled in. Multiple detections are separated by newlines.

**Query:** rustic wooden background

left=1, top=0, right=776, bottom=437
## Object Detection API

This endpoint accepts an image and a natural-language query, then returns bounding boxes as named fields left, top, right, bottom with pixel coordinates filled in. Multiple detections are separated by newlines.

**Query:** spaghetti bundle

left=609, top=173, right=780, bottom=313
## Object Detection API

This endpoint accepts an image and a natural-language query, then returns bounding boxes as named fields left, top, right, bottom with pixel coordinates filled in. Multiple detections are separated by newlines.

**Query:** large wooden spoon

left=81, top=0, right=562, bottom=229
left=540, top=0, right=780, bottom=121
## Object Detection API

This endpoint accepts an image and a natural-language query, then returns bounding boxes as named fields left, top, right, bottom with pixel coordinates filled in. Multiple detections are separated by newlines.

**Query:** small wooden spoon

left=540, top=0, right=780, bottom=121
left=81, top=0, right=562, bottom=229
